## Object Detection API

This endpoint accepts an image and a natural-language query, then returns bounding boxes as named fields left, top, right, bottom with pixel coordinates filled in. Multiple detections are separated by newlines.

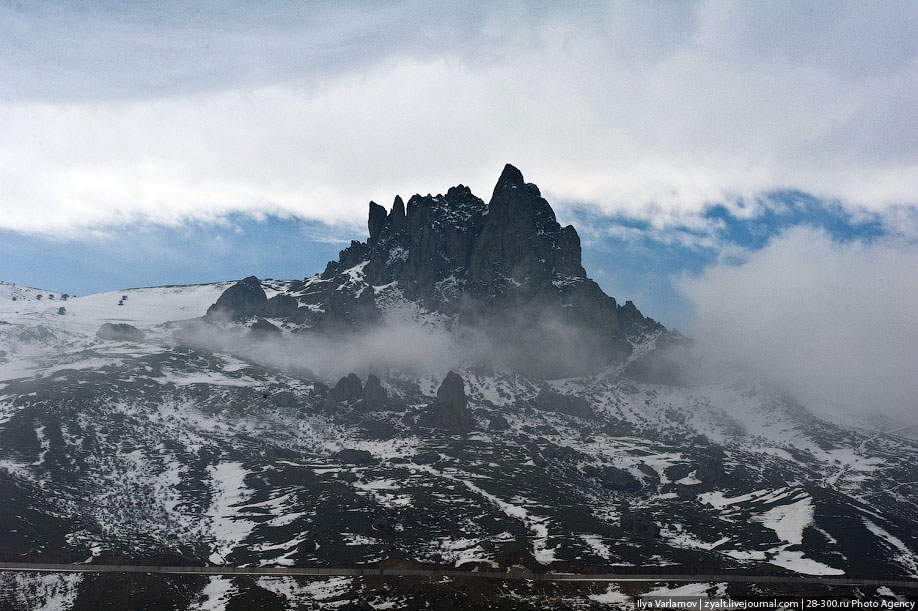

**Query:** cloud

left=1, top=2, right=917, bottom=236
left=679, top=228, right=918, bottom=425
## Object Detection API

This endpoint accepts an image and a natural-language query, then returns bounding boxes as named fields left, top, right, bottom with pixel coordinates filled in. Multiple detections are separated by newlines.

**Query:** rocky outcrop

left=361, top=373, right=388, bottom=408
left=260, top=294, right=300, bottom=319
left=216, top=165, right=669, bottom=377
left=205, top=276, right=267, bottom=321
left=466, top=164, right=584, bottom=292
left=584, top=465, right=642, bottom=493
left=418, top=371, right=473, bottom=433
left=97, top=323, right=145, bottom=341
left=334, top=448, right=374, bottom=465
left=324, top=373, right=363, bottom=412
left=488, top=414, right=511, bottom=431
left=532, top=387, right=593, bottom=419
left=620, top=511, right=660, bottom=538
left=205, top=277, right=310, bottom=323
left=249, top=318, right=281, bottom=340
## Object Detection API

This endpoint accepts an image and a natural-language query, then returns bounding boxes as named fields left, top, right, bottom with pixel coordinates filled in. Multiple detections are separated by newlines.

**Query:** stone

left=324, top=373, right=363, bottom=412
left=96, top=323, right=145, bottom=341
left=334, top=449, right=374, bottom=465
left=488, top=414, right=511, bottom=431
left=249, top=318, right=281, bottom=340
left=205, top=276, right=267, bottom=321
left=362, top=373, right=388, bottom=407
left=585, top=465, right=641, bottom=493
left=418, top=371, right=473, bottom=433
left=620, top=511, right=660, bottom=538
left=533, top=387, right=593, bottom=419
left=259, top=294, right=300, bottom=318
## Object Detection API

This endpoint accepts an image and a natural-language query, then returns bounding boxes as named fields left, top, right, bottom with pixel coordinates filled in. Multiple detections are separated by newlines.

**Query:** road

left=1, top=562, right=916, bottom=590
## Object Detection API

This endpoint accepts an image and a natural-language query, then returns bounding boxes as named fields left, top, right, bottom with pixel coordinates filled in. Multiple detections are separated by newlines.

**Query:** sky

left=1, top=1, right=916, bottom=422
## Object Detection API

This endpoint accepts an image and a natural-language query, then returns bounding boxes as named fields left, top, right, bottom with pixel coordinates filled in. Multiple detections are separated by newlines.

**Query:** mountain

left=204, top=164, right=669, bottom=378
left=0, top=168, right=916, bottom=609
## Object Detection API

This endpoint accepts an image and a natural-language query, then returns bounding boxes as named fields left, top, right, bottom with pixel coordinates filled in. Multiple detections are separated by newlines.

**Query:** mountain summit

left=208, top=164, right=668, bottom=377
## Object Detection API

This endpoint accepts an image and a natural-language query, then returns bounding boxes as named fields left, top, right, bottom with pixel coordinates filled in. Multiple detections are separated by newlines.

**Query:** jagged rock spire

left=205, top=164, right=665, bottom=377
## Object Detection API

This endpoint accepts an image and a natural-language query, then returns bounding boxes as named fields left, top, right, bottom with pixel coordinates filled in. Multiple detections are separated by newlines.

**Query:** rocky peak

left=368, top=201, right=388, bottom=243
left=206, top=164, right=667, bottom=377
left=468, top=164, right=584, bottom=293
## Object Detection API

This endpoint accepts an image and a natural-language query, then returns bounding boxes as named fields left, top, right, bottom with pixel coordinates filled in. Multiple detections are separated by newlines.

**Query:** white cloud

left=679, top=228, right=918, bottom=424
left=1, top=2, right=917, bottom=235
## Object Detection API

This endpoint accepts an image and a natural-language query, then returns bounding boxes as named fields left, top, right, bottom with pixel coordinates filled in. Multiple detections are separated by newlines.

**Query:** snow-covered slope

left=0, top=280, right=917, bottom=608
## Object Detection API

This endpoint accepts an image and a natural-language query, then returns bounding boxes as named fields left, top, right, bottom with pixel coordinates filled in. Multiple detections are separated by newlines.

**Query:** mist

left=174, top=318, right=458, bottom=383
left=173, top=297, right=625, bottom=385
left=679, top=227, right=918, bottom=426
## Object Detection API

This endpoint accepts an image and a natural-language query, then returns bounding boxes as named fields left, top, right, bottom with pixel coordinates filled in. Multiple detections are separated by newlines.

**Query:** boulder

left=96, top=323, right=145, bottom=342
left=411, top=451, right=441, bottom=465
left=334, top=448, right=374, bottom=465
left=488, top=414, right=511, bottom=431
left=205, top=276, right=267, bottom=320
left=585, top=465, right=642, bottom=493
left=533, top=387, right=593, bottom=419
left=620, top=511, right=660, bottom=538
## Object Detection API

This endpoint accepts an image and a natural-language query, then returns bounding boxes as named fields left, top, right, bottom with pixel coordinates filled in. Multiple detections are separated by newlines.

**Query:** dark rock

left=205, top=276, right=267, bottom=321
left=533, top=387, right=593, bottom=419
left=368, top=201, right=388, bottom=242
left=372, top=516, right=389, bottom=531
left=488, top=414, right=511, bottom=431
left=298, top=539, right=318, bottom=553
left=620, top=511, right=660, bottom=538
left=637, top=464, right=659, bottom=479
left=418, top=371, right=473, bottom=433
left=695, top=454, right=724, bottom=485
left=96, top=323, right=145, bottom=342
left=259, top=294, right=300, bottom=318
left=57, top=307, right=66, bottom=315
left=220, top=164, right=670, bottom=377
left=362, top=373, right=388, bottom=407
left=664, top=464, right=692, bottom=481
left=334, top=449, right=374, bottom=465
left=411, top=451, right=441, bottom=465
left=324, top=373, right=364, bottom=412
left=249, top=318, right=281, bottom=340
left=585, top=465, right=642, bottom=492
left=271, top=391, right=299, bottom=408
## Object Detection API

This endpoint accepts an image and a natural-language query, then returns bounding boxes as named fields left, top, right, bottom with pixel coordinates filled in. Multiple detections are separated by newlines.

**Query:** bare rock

left=334, top=448, right=374, bottom=465
left=418, top=371, right=473, bottom=433
left=96, top=323, right=145, bottom=342
left=324, top=373, right=363, bottom=412
left=362, top=373, right=388, bottom=407
left=533, top=387, right=593, bottom=419
left=205, top=276, right=267, bottom=321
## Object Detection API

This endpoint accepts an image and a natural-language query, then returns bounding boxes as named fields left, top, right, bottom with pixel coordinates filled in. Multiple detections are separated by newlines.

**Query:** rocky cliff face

left=206, top=164, right=670, bottom=377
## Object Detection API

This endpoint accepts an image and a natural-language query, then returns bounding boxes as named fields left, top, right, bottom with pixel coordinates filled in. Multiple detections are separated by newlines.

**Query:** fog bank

left=680, top=228, right=918, bottom=425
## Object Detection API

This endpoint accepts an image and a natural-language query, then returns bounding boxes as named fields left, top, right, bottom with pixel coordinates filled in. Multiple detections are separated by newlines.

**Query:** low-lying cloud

left=679, top=228, right=918, bottom=425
